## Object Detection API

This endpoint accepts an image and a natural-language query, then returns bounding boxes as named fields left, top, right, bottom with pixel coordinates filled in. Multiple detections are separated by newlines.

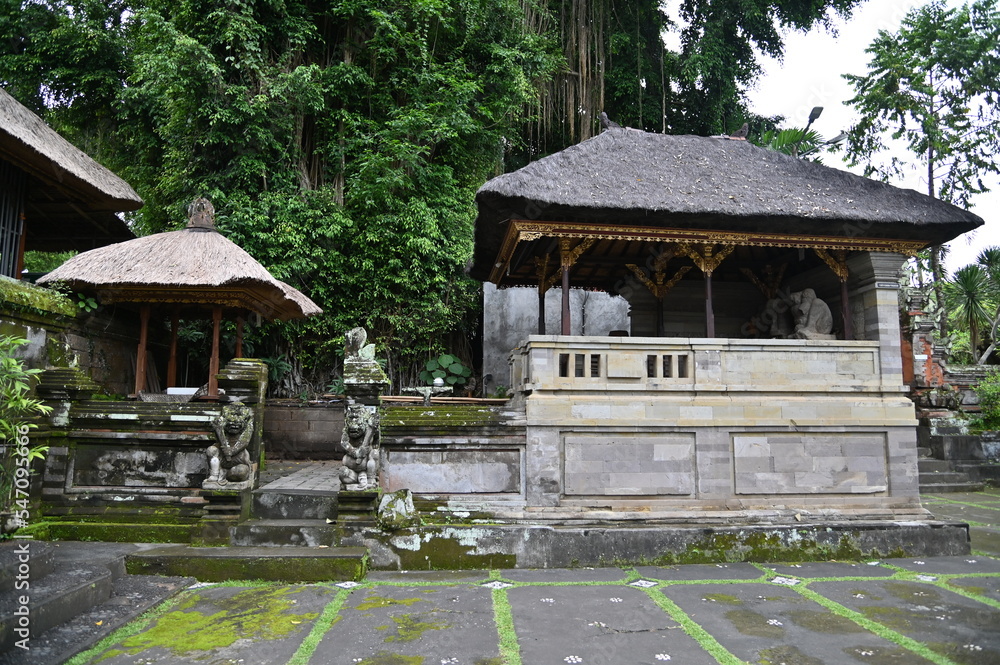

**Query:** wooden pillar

left=841, top=279, right=853, bottom=340
left=166, top=309, right=179, bottom=388
left=560, top=264, right=571, bottom=335
left=134, top=305, right=150, bottom=396
left=235, top=315, right=244, bottom=358
left=15, top=214, right=27, bottom=278
left=535, top=255, right=553, bottom=335
left=704, top=273, right=715, bottom=337
left=537, top=289, right=546, bottom=335
left=556, top=238, right=594, bottom=336
left=676, top=243, right=734, bottom=339
left=815, top=249, right=853, bottom=340
left=208, top=306, right=222, bottom=399
left=627, top=254, right=689, bottom=338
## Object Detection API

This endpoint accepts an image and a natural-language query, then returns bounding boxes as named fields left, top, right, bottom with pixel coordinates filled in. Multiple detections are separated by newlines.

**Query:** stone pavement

left=26, top=488, right=996, bottom=665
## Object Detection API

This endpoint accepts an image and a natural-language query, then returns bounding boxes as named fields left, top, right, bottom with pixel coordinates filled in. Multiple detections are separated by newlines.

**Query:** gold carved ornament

left=559, top=238, right=595, bottom=269
left=676, top=242, right=736, bottom=275
left=626, top=264, right=692, bottom=299
left=739, top=263, right=787, bottom=299
left=814, top=248, right=850, bottom=281
left=535, top=254, right=561, bottom=294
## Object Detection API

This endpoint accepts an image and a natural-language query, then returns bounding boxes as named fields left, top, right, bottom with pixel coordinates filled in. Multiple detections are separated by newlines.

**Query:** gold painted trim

left=489, top=219, right=924, bottom=283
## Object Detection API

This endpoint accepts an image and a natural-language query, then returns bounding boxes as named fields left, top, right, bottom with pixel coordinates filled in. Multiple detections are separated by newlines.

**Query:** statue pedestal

left=343, top=358, right=389, bottom=406
left=337, top=490, right=379, bottom=524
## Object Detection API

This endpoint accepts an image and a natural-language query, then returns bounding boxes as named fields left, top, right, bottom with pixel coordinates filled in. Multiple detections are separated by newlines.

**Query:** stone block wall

left=263, top=401, right=345, bottom=459
left=1, top=276, right=151, bottom=396
left=513, top=329, right=922, bottom=518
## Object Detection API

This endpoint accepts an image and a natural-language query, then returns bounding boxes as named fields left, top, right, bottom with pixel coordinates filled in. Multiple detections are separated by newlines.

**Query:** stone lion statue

left=205, top=401, right=253, bottom=485
left=789, top=288, right=835, bottom=340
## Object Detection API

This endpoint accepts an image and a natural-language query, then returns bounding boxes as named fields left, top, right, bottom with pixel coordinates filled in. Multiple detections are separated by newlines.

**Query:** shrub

left=975, top=369, right=1000, bottom=430
left=0, top=336, right=51, bottom=517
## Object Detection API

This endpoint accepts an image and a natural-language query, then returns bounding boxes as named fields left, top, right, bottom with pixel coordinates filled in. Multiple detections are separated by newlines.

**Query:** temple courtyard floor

left=4, top=488, right=999, bottom=665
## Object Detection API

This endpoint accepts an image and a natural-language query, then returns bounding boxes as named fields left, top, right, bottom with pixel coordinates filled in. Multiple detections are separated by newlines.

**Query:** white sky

left=666, top=0, right=998, bottom=275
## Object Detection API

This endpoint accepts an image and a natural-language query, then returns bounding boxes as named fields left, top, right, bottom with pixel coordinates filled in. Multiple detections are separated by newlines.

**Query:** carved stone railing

left=512, top=335, right=894, bottom=395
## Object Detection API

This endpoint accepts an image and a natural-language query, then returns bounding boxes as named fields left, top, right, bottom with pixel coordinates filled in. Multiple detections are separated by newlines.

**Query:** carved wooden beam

left=739, top=263, right=787, bottom=299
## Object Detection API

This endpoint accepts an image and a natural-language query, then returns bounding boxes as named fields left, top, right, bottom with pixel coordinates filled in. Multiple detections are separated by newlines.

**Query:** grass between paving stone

left=285, top=588, right=350, bottom=665
left=492, top=587, right=521, bottom=665
left=640, top=587, right=749, bottom=665
left=923, top=495, right=1000, bottom=511
left=791, top=585, right=960, bottom=665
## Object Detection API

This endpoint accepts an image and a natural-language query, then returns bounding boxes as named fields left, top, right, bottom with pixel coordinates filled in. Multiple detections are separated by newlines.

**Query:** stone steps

left=0, top=542, right=190, bottom=664
left=126, top=544, right=367, bottom=582
left=231, top=518, right=340, bottom=547
left=918, top=458, right=986, bottom=493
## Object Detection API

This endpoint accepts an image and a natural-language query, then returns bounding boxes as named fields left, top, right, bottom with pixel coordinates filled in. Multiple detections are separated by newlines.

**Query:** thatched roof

left=471, top=128, right=983, bottom=281
left=38, top=200, right=321, bottom=321
left=0, top=87, right=140, bottom=250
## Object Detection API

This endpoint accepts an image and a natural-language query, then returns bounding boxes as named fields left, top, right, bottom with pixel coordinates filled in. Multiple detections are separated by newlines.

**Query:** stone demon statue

left=205, top=401, right=253, bottom=486
left=339, top=404, right=381, bottom=491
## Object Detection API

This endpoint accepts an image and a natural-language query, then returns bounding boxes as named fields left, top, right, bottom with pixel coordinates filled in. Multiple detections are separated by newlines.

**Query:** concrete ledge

left=125, top=545, right=368, bottom=582
left=345, top=520, right=971, bottom=570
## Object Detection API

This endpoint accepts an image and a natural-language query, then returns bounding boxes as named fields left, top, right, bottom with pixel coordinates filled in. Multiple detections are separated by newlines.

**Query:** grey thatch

left=1, top=87, right=140, bottom=251
left=0, top=88, right=141, bottom=208
left=39, top=217, right=321, bottom=321
left=471, top=128, right=983, bottom=280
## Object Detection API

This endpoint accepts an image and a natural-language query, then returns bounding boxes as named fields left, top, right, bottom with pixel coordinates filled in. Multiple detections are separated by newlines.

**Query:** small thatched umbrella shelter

left=471, top=128, right=983, bottom=337
left=0, top=88, right=140, bottom=277
left=39, top=198, right=321, bottom=398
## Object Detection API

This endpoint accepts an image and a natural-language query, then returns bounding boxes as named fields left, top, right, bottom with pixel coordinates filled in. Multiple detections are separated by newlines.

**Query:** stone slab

left=883, top=555, right=1000, bottom=575
left=508, top=584, right=717, bottom=665
left=946, top=576, right=1000, bottom=603
left=762, top=561, right=895, bottom=578
left=383, top=449, right=521, bottom=493
left=664, top=581, right=938, bottom=665
left=310, top=583, right=500, bottom=664
left=0, top=574, right=192, bottom=665
left=563, top=433, right=695, bottom=496
left=634, top=562, right=764, bottom=581
left=811, top=578, right=1000, bottom=663
left=125, top=545, right=367, bottom=582
left=499, top=567, right=630, bottom=583
left=77, top=584, right=334, bottom=665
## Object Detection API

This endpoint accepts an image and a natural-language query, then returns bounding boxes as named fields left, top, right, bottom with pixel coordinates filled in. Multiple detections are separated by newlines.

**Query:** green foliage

left=22, top=251, right=77, bottom=274
left=945, top=246, right=1000, bottom=364
left=844, top=0, right=1000, bottom=207
left=76, top=293, right=99, bottom=312
left=673, top=0, right=861, bottom=136
left=0, top=0, right=868, bottom=394
left=0, top=336, right=52, bottom=515
left=419, top=353, right=472, bottom=387
left=974, top=369, right=1000, bottom=430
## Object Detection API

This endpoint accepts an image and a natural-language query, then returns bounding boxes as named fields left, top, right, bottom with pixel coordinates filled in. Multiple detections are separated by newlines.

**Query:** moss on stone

left=724, top=608, right=785, bottom=638
left=356, top=595, right=427, bottom=611
left=0, top=277, right=76, bottom=317
left=391, top=530, right=517, bottom=570
left=787, top=609, right=865, bottom=634
left=701, top=593, right=742, bottom=605
left=356, top=653, right=424, bottom=665
left=107, top=586, right=317, bottom=657
left=643, top=531, right=904, bottom=565
left=384, top=613, right=449, bottom=642
left=47, top=521, right=193, bottom=543
left=758, top=645, right=825, bottom=665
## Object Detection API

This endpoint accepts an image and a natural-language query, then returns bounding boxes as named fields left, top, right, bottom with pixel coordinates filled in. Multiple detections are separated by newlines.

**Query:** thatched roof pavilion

left=0, top=88, right=140, bottom=276
left=39, top=199, right=321, bottom=398
left=471, top=128, right=983, bottom=336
